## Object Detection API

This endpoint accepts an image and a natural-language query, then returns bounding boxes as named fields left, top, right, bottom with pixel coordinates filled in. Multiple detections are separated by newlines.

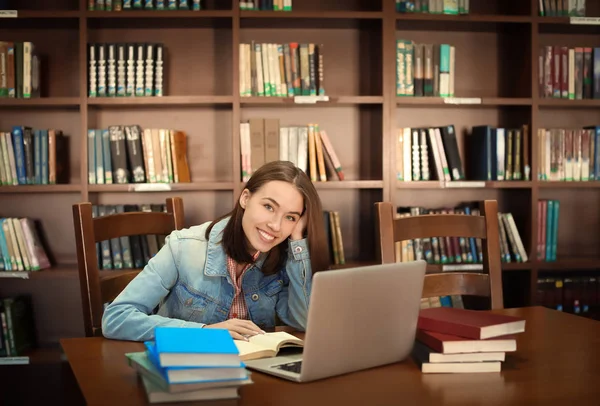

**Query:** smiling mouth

left=258, top=229, right=276, bottom=242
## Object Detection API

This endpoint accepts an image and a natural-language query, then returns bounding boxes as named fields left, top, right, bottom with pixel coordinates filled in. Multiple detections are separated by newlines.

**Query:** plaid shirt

left=226, top=251, right=260, bottom=320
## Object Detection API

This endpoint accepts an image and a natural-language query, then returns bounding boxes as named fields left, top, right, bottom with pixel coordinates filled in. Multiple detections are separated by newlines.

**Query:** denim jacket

left=101, top=217, right=313, bottom=342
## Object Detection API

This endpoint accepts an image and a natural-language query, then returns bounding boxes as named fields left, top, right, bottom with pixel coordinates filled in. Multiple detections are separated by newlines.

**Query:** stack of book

left=126, top=327, right=252, bottom=404
left=411, top=307, right=526, bottom=374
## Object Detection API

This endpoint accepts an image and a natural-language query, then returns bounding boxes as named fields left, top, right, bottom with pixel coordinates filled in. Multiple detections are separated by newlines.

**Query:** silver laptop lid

left=300, top=260, right=427, bottom=382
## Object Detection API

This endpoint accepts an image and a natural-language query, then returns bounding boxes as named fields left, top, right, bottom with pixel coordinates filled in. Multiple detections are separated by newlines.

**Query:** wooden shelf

left=314, top=180, right=383, bottom=189
left=240, top=96, right=383, bottom=106
left=396, top=97, right=532, bottom=106
left=0, top=265, right=78, bottom=280
left=86, top=10, right=233, bottom=18
left=0, top=98, right=80, bottom=107
left=536, top=258, right=600, bottom=271
left=12, top=10, right=80, bottom=19
left=396, top=13, right=531, bottom=23
left=396, top=181, right=532, bottom=189
left=88, top=182, right=234, bottom=192
left=0, top=185, right=82, bottom=193
left=538, top=181, right=600, bottom=189
left=87, top=96, right=233, bottom=107
left=426, top=262, right=531, bottom=273
left=241, top=11, right=383, bottom=19
left=538, top=98, right=600, bottom=107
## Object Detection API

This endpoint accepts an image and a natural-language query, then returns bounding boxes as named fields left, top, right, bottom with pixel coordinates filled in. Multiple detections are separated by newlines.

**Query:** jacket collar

left=204, top=216, right=266, bottom=277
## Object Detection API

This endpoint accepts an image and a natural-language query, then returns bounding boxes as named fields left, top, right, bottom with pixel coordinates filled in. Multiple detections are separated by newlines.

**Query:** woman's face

left=239, top=180, right=304, bottom=254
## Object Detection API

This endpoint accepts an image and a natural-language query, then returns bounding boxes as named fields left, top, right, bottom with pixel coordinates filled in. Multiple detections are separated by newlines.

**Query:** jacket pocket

left=174, top=282, right=216, bottom=323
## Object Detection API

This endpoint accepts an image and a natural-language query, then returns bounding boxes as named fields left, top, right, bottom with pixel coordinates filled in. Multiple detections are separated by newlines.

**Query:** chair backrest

left=374, top=200, right=503, bottom=310
left=72, top=198, right=185, bottom=337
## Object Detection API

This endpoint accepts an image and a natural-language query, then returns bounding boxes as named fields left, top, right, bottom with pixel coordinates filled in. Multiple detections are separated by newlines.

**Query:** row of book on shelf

left=0, top=294, right=36, bottom=362
left=0, top=128, right=69, bottom=186
left=539, top=45, right=600, bottom=100
left=394, top=203, right=528, bottom=267
left=537, top=275, right=600, bottom=320
left=538, top=126, right=600, bottom=182
left=239, top=0, right=292, bottom=10
left=0, top=41, right=39, bottom=99
left=88, top=126, right=190, bottom=185
left=93, top=203, right=346, bottom=271
left=89, top=43, right=165, bottom=98
left=396, top=0, right=470, bottom=14
left=239, top=118, right=344, bottom=183
left=396, top=41, right=455, bottom=98
left=539, top=0, right=587, bottom=16
left=88, top=0, right=202, bottom=11
left=239, top=42, right=324, bottom=98
left=0, top=217, right=50, bottom=272
left=397, top=124, right=532, bottom=182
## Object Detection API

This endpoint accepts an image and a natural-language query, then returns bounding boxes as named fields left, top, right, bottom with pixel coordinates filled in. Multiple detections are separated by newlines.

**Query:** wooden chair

left=72, top=198, right=185, bottom=337
left=374, top=200, right=504, bottom=310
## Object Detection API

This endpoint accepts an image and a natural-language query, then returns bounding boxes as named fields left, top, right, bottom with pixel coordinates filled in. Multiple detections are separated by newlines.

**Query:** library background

left=0, top=0, right=599, bottom=362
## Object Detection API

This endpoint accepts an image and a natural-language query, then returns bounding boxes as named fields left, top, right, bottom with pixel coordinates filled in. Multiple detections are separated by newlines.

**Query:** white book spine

left=154, top=45, right=163, bottom=96
left=89, top=44, right=97, bottom=97
left=297, top=126, right=308, bottom=173
left=288, top=126, right=298, bottom=167
left=97, top=45, right=106, bottom=97
left=107, top=44, right=116, bottom=96
left=117, top=45, right=126, bottom=97
left=261, top=42, right=271, bottom=96
left=126, top=45, right=135, bottom=96
left=254, top=43, right=264, bottom=96
left=144, top=44, right=154, bottom=96
left=135, top=44, right=145, bottom=96
left=403, top=127, right=412, bottom=181
left=279, top=127, right=289, bottom=161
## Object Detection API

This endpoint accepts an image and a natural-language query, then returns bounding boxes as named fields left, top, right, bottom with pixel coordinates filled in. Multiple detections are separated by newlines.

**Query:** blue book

left=145, top=341, right=247, bottom=384
left=154, top=327, right=241, bottom=368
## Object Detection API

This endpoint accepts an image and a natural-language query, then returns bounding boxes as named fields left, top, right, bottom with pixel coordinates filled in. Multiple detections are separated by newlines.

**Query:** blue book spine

left=95, top=129, right=104, bottom=184
left=545, top=200, right=554, bottom=262
left=11, top=127, right=27, bottom=185
left=41, top=129, right=48, bottom=184
left=102, top=129, right=112, bottom=184
left=34, top=129, right=41, bottom=184
left=88, top=129, right=96, bottom=185
left=0, top=221, right=11, bottom=270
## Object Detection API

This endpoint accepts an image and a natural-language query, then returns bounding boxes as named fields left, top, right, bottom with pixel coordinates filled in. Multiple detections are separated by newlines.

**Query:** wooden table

left=60, top=307, right=600, bottom=406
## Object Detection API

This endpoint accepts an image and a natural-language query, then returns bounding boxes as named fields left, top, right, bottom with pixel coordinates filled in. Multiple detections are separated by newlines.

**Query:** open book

left=234, top=332, right=303, bottom=361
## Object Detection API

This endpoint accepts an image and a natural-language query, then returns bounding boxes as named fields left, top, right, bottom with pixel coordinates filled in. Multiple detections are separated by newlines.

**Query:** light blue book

left=154, top=327, right=241, bottom=368
left=145, top=341, right=247, bottom=384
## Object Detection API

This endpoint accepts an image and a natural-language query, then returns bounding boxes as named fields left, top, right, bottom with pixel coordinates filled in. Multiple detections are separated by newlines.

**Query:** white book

left=279, top=127, right=289, bottom=161
left=254, top=43, right=264, bottom=96
left=11, top=218, right=31, bottom=271
left=288, top=126, right=298, bottom=167
left=5, top=133, right=18, bottom=185
left=117, top=45, right=126, bottom=97
left=23, top=42, right=32, bottom=98
left=89, top=44, right=97, bottom=97
left=135, top=44, right=145, bottom=96
left=261, top=43, right=271, bottom=96
left=97, top=44, right=106, bottom=97
left=297, top=126, right=308, bottom=173
left=108, top=44, right=116, bottom=96
left=126, top=45, right=135, bottom=96
left=154, top=45, right=164, bottom=97
left=144, top=44, right=154, bottom=97
left=403, top=127, right=412, bottom=181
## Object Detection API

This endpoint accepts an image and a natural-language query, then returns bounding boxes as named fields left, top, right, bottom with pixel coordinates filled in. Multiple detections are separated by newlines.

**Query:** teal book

left=153, top=327, right=241, bottom=368
left=145, top=341, right=247, bottom=384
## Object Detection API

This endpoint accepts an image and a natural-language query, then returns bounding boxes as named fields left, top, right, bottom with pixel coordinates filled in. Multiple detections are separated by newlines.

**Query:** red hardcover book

left=416, top=329, right=517, bottom=354
left=417, top=307, right=526, bottom=340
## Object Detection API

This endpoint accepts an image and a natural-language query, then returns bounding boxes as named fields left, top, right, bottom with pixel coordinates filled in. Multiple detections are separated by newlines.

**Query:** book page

left=234, top=340, right=269, bottom=360
left=248, top=332, right=303, bottom=352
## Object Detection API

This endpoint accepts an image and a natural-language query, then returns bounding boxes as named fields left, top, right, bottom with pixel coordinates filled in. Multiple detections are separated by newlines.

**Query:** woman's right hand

left=203, top=318, right=266, bottom=341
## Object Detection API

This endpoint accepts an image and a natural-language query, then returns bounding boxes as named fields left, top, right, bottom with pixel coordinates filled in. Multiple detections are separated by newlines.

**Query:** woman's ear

left=239, top=188, right=250, bottom=209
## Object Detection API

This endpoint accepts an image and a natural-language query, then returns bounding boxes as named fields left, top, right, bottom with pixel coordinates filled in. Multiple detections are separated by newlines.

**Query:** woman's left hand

left=290, top=214, right=307, bottom=240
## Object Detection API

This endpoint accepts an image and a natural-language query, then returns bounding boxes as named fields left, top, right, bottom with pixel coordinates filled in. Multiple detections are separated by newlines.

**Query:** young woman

left=102, top=160, right=330, bottom=342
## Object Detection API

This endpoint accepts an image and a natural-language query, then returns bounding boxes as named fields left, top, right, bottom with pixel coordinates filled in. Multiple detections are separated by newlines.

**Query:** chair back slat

left=375, top=200, right=504, bottom=310
left=422, top=273, right=491, bottom=299
left=93, top=212, right=177, bottom=242
left=72, top=197, right=184, bottom=337
left=393, top=214, right=487, bottom=241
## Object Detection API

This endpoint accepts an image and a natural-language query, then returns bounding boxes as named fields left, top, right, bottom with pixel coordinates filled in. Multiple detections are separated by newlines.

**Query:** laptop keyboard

left=272, top=361, right=302, bottom=374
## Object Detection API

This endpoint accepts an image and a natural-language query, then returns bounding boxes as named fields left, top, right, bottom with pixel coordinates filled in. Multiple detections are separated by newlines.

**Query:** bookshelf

left=1, top=0, right=600, bottom=345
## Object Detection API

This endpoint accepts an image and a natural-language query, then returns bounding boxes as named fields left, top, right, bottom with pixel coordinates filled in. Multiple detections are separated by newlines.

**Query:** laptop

left=243, top=260, right=427, bottom=382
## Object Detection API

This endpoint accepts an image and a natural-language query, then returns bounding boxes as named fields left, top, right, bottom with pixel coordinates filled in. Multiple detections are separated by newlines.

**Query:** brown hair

left=206, top=160, right=330, bottom=276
